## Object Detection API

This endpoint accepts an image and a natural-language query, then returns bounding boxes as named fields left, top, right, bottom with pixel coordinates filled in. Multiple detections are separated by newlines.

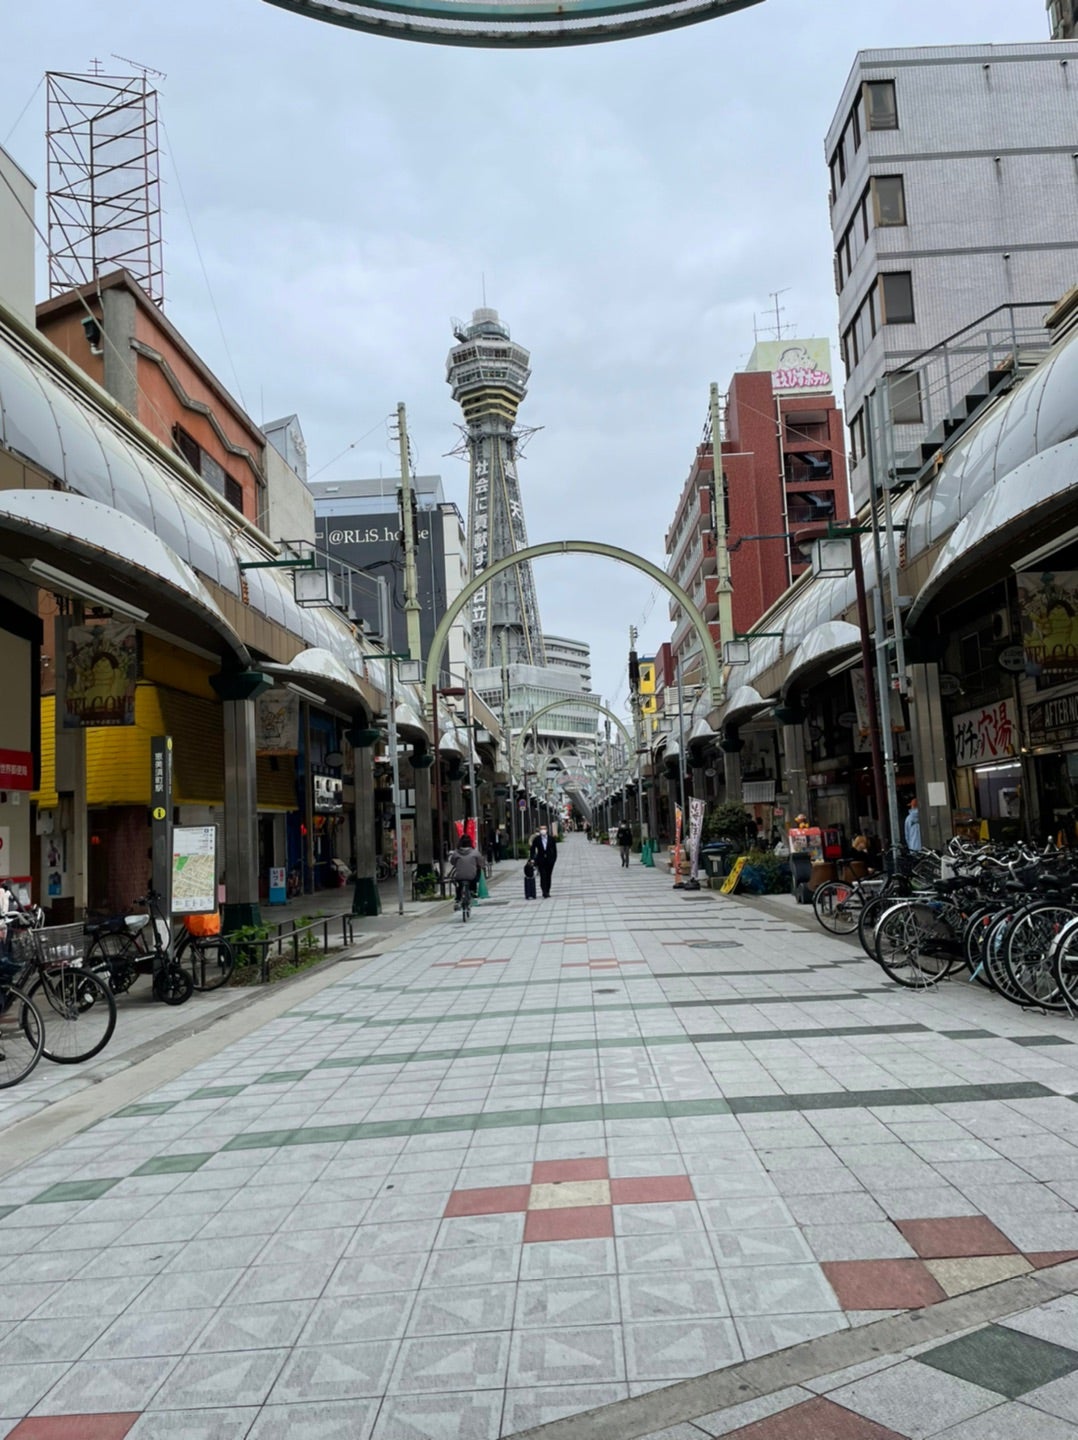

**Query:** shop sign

left=1018, top=570, right=1078, bottom=683
left=998, top=645, right=1027, bottom=675
left=952, top=698, right=1017, bottom=768
left=1027, top=689, right=1078, bottom=748
left=939, top=673, right=963, bottom=697
left=0, top=749, right=33, bottom=790
left=63, top=620, right=137, bottom=728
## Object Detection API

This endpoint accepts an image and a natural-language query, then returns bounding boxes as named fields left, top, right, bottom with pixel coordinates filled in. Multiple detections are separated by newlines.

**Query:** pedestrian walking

left=904, top=797, right=922, bottom=852
left=529, top=825, right=558, bottom=898
left=615, top=819, right=633, bottom=868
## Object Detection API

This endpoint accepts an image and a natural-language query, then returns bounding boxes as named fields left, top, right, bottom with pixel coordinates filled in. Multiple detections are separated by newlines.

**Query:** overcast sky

left=4, top=0, right=1043, bottom=713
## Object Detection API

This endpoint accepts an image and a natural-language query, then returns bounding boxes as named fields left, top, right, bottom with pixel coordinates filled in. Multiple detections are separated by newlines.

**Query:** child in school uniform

left=523, top=860, right=537, bottom=900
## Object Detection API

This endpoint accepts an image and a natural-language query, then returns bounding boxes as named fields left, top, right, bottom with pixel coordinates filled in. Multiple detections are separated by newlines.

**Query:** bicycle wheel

left=153, top=963, right=193, bottom=1005
left=461, top=890, right=471, bottom=922
left=874, top=902, right=957, bottom=988
left=813, top=880, right=864, bottom=935
left=857, top=893, right=890, bottom=959
left=27, top=967, right=117, bottom=1064
left=1052, top=915, right=1078, bottom=1010
left=1004, top=905, right=1073, bottom=1010
left=178, top=934, right=235, bottom=991
left=982, top=913, right=1026, bottom=1002
left=0, top=987, right=44, bottom=1087
left=84, top=933, right=141, bottom=994
left=962, top=904, right=1000, bottom=988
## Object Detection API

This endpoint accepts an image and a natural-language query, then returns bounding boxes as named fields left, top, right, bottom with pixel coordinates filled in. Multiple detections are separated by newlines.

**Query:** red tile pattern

left=822, top=1258, right=947, bottom=1311
left=431, top=957, right=510, bottom=969
left=523, top=1205, right=615, bottom=1242
left=532, top=1158, right=610, bottom=1183
left=1026, top=1251, right=1078, bottom=1268
left=610, top=1175, right=696, bottom=1205
left=897, top=1216, right=1017, bottom=1259
left=724, top=1396, right=909, bottom=1439
left=7, top=1418, right=141, bottom=1440
left=443, top=1184, right=531, bottom=1216
left=444, top=1156, right=697, bottom=1243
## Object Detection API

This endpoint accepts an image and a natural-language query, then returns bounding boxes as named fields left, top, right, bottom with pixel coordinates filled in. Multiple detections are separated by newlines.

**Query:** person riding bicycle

left=447, top=835, right=483, bottom=910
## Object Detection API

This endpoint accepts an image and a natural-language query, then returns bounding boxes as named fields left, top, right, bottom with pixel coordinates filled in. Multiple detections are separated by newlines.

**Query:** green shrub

left=738, top=849, right=791, bottom=895
left=227, top=922, right=272, bottom=967
left=703, top=801, right=753, bottom=848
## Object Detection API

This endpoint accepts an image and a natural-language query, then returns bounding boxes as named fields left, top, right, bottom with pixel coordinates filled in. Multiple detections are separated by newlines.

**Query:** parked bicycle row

left=812, top=839, right=1078, bottom=1010
left=0, top=883, right=236, bottom=1090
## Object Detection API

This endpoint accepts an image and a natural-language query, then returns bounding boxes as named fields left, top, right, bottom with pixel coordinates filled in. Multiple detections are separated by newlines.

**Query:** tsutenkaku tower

left=447, top=308, right=546, bottom=669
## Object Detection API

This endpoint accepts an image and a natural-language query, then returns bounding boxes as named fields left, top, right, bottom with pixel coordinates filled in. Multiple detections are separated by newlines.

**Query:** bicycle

left=454, top=877, right=474, bottom=922
left=0, top=982, right=44, bottom=1088
left=84, top=888, right=222, bottom=1003
left=3, top=912, right=117, bottom=1065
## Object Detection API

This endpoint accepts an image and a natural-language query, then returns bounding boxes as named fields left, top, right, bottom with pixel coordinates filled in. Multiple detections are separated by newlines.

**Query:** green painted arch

left=512, top=696, right=636, bottom=776
left=426, top=540, right=724, bottom=716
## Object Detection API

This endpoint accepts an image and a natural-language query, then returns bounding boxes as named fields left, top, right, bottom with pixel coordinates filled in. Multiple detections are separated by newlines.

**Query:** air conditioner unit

left=990, top=607, right=1012, bottom=641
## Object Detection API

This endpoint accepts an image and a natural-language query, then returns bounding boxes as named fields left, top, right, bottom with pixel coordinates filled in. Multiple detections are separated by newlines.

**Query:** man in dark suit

left=529, top=826, right=558, bottom=898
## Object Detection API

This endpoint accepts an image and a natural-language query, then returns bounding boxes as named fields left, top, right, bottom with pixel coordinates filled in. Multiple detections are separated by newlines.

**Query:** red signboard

left=0, top=749, right=33, bottom=790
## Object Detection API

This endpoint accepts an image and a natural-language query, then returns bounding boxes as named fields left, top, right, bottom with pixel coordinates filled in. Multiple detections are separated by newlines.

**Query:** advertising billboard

left=315, top=509, right=449, bottom=681
left=746, top=339, right=834, bottom=397
left=1018, top=570, right=1078, bottom=685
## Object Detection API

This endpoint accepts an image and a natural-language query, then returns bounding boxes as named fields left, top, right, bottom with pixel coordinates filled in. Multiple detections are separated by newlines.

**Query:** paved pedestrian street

left=3, top=837, right=1078, bottom=1439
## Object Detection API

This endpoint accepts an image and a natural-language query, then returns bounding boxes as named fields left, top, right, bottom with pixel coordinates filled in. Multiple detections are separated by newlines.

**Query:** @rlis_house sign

left=260, top=0, right=766, bottom=47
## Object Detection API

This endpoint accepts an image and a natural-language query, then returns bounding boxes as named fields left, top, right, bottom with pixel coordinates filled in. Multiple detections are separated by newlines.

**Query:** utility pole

left=709, top=384, right=733, bottom=708
left=396, top=402, right=422, bottom=663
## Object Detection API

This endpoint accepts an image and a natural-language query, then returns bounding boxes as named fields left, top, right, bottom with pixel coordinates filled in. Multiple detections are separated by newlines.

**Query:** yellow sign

left=152, top=806, right=167, bottom=821
left=720, top=855, right=747, bottom=894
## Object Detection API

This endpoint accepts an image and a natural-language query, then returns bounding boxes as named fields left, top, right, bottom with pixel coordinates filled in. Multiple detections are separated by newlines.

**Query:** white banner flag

left=688, top=798, right=706, bottom=880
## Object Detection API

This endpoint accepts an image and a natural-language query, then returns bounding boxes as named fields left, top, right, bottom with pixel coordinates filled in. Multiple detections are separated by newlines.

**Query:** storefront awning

left=783, top=621, right=862, bottom=693
left=0, top=488, right=247, bottom=663
left=909, top=438, right=1078, bottom=625
left=719, top=685, right=773, bottom=729
left=262, top=648, right=367, bottom=714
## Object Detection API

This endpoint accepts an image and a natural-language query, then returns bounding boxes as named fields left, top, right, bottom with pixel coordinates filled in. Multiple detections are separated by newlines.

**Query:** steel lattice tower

left=447, top=308, right=546, bottom=669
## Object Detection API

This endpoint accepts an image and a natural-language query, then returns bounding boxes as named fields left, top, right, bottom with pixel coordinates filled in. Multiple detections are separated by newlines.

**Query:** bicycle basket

left=183, top=912, right=222, bottom=937
left=33, top=922, right=89, bottom=966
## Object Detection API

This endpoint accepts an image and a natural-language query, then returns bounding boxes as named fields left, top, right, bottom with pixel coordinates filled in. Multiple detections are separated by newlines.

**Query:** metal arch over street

left=262, top=0, right=765, bottom=48
left=511, top=695, right=637, bottom=776
left=425, top=539, right=725, bottom=718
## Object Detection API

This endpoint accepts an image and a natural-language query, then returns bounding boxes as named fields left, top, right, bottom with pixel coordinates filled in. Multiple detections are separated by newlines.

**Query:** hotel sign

left=746, top=338, right=833, bottom=396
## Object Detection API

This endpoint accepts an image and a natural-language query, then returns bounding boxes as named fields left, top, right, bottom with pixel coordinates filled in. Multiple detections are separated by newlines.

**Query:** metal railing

left=226, top=913, right=356, bottom=984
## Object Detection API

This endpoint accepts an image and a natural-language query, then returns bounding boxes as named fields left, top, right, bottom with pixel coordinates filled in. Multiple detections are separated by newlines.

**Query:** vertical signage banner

left=63, top=620, right=138, bottom=729
left=673, top=803, right=684, bottom=881
left=150, top=735, right=174, bottom=920
left=688, top=797, right=706, bottom=880
left=256, top=688, right=300, bottom=755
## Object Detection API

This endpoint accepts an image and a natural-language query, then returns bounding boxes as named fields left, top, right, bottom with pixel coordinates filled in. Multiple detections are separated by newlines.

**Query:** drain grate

left=687, top=940, right=742, bottom=949
left=594, top=987, right=619, bottom=994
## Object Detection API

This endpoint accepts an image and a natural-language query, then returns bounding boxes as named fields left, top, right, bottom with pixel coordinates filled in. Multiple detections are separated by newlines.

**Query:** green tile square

left=190, top=1085, right=246, bottom=1099
left=603, top=1101, right=670, bottom=1121
left=355, top=1118, right=418, bottom=1140
left=30, top=1177, right=122, bottom=1204
left=1010, top=1035, right=1072, bottom=1047
left=473, top=1109, right=541, bottom=1130
left=254, top=1070, right=311, bottom=1084
left=0, top=1205, right=18, bottom=1222
left=283, top=1124, right=357, bottom=1146
left=316, top=1056, right=363, bottom=1069
left=134, top=1152, right=213, bottom=1175
left=223, top=1128, right=296, bottom=1151
left=664, top=1099, right=732, bottom=1118
left=114, top=1101, right=177, bottom=1118
left=539, top=1104, right=605, bottom=1126
left=919, top=1324, right=1078, bottom=1399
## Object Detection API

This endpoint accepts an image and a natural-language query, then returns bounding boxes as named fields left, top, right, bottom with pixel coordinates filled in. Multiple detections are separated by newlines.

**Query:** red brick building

left=665, top=349, right=849, bottom=683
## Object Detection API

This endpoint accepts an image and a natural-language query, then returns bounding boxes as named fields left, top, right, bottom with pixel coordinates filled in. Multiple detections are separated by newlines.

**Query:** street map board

left=172, top=826, right=217, bottom=914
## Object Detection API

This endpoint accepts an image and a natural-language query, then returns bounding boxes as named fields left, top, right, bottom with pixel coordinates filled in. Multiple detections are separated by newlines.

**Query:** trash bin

left=702, top=842, right=734, bottom=887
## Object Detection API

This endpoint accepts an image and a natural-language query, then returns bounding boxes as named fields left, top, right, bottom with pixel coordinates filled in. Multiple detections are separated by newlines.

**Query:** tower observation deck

left=447, top=308, right=546, bottom=670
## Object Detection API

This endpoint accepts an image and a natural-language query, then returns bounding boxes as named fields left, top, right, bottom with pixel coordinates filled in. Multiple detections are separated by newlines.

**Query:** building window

left=872, top=175, right=906, bottom=227
left=225, top=475, right=244, bottom=514
left=849, top=408, right=866, bottom=466
left=864, top=79, right=897, bottom=131
left=889, top=371, right=923, bottom=425
left=880, top=271, right=915, bottom=325
left=174, top=425, right=201, bottom=473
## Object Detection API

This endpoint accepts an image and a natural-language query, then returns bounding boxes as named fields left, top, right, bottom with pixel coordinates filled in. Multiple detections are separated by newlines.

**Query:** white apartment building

left=543, top=633, right=592, bottom=690
left=827, top=42, right=1078, bottom=507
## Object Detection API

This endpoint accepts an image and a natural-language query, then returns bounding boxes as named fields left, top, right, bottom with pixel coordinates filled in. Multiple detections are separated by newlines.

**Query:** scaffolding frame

left=46, top=70, right=164, bottom=305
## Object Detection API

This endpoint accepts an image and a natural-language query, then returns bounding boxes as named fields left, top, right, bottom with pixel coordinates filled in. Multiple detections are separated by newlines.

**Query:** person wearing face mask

left=529, top=825, right=558, bottom=898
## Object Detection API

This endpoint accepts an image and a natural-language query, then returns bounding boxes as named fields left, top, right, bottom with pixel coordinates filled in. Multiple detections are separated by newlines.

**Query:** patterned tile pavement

left=1, top=839, right=1078, bottom=1438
